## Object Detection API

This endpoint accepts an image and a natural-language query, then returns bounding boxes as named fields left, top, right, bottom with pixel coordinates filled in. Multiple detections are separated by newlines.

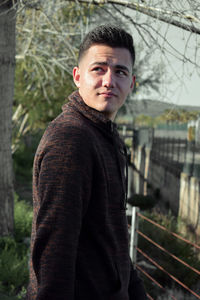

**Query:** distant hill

left=129, top=99, right=200, bottom=117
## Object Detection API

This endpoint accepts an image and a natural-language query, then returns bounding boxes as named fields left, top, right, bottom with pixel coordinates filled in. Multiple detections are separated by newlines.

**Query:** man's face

left=73, top=44, right=135, bottom=121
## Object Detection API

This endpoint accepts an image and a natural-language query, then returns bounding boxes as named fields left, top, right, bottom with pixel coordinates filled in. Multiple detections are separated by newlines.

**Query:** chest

left=91, top=133, right=127, bottom=211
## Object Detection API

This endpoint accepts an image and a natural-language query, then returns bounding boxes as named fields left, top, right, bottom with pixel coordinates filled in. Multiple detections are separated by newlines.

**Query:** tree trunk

left=0, top=1, right=16, bottom=236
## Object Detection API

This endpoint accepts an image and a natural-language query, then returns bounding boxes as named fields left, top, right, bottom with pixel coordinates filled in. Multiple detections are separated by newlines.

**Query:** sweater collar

left=63, top=90, right=117, bottom=133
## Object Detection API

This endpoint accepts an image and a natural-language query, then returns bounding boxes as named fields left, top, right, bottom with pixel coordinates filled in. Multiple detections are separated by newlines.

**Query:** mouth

left=99, top=92, right=116, bottom=98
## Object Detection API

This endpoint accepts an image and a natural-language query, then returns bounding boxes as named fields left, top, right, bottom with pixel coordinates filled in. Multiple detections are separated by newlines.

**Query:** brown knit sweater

left=26, top=91, right=147, bottom=300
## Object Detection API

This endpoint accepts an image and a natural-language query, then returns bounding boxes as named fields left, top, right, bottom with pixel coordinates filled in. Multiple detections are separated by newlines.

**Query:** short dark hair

left=78, top=25, right=135, bottom=66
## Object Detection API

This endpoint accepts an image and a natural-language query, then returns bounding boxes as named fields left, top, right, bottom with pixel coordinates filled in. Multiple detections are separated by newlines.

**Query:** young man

left=27, top=25, right=147, bottom=300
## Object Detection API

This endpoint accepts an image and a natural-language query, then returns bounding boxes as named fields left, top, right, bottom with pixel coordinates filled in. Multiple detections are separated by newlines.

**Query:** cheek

left=80, top=72, right=100, bottom=88
left=120, top=81, right=132, bottom=95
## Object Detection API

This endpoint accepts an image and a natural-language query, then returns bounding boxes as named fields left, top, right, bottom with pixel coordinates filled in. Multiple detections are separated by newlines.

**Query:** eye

left=92, top=67, right=104, bottom=72
left=116, top=69, right=127, bottom=77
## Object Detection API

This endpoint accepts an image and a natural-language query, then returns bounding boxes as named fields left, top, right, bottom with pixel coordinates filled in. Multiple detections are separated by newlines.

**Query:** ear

left=73, top=67, right=80, bottom=88
left=130, top=75, right=136, bottom=91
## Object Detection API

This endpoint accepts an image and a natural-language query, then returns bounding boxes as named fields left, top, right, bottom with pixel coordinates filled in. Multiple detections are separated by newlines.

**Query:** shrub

left=14, top=194, right=33, bottom=242
left=0, top=194, right=33, bottom=297
left=13, top=132, right=42, bottom=183
left=0, top=237, right=29, bottom=295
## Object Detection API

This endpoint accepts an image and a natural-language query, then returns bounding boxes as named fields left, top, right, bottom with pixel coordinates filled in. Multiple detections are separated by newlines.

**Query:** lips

left=99, top=92, right=116, bottom=97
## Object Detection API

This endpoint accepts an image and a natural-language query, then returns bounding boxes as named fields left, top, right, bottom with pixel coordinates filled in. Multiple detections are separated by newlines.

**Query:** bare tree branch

left=75, top=0, right=200, bottom=35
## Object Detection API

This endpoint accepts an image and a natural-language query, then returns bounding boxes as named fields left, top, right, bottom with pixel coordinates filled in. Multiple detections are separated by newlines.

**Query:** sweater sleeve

left=128, top=259, right=147, bottom=300
left=32, top=126, right=93, bottom=300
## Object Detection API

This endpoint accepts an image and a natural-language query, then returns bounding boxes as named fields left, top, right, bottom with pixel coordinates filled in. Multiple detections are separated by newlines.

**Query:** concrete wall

left=179, top=173, right=200, bottom=236
left=148, top=159, right=180, bottom=215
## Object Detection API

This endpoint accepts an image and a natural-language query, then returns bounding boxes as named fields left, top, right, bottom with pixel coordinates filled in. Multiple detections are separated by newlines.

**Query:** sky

left=164, top=26, right=199, bottom=107
left=127, top=8, right=200, bottom=108
left=172, top=72, right=199, bottom=107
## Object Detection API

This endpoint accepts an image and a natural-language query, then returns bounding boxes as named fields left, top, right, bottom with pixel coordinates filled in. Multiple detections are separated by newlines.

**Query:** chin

left=98, top=106, right=113, bottom=114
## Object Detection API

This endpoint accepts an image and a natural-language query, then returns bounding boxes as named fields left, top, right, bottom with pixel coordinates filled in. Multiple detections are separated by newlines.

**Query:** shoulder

left=42, top=111, right=92, bottom=148
left=35, top=112, right=96, bottom=167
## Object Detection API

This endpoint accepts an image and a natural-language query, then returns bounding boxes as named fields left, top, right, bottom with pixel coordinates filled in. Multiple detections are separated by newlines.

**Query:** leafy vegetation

left=156, top=109, right=200, bottom=124
left=14, top=195, right=33, bottom=243
left=0, top=194, right=33, bottom=299
left=14, top=1, right=97, bottom=153
left=134, top=108, right=200, bottom=128
left=13, top=131, right=43, bottom=184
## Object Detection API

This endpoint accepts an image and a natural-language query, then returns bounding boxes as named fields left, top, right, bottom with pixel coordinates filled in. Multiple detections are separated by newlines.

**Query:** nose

left=102, top=70, right=115, bottom=88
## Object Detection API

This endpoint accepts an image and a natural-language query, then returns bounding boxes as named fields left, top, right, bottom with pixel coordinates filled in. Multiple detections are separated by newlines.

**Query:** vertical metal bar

left=130, top=206, right=139, bottom=267
left=177, top=138, right=180, bottom=163
left=171, top=138, right=174, bottom=162
left=122, top=125, right=126, bottom=137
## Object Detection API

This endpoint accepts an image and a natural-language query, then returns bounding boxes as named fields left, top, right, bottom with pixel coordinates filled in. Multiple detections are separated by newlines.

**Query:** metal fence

left=151, top=137, right=200, bottom=178
left=128, top=207, right=200, bottom=300
left=150, top=137, right=187, bottom=175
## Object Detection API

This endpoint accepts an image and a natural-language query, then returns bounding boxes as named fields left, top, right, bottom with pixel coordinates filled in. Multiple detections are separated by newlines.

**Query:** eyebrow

left=90, top=61, right=130, bottom=73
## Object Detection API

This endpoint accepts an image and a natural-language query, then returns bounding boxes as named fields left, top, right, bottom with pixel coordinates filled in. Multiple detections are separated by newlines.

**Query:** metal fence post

left=130, top=206, right=139, bottom=268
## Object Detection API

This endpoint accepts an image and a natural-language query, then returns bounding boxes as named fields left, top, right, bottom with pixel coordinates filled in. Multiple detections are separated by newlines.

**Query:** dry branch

left=74, top=0, right=200, bottom=35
